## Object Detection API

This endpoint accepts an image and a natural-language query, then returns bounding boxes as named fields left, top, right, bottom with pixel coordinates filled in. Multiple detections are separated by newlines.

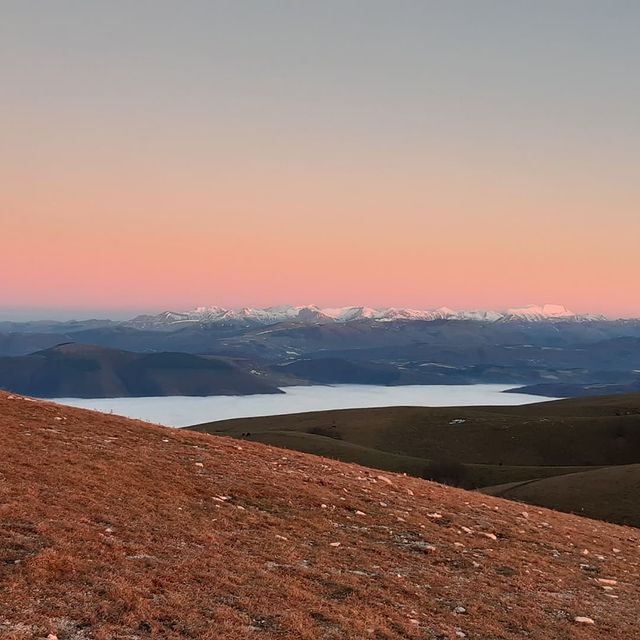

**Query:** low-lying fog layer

left=51, top=384, right=555, bottom=428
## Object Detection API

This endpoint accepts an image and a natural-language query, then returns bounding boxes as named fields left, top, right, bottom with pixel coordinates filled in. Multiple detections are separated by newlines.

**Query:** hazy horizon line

left=1, top=303, right=638, bottom=322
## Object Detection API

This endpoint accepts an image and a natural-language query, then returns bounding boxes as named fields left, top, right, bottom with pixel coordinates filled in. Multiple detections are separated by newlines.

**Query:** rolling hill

left=481, top=464, right=640, bottom=527
left=507, top=378, right=640, bottom=398
left=1, top=390, right=639, bottom=639
left=0, top=343, right=282, bottom=398
left=190, top=393, right=640, bottom=525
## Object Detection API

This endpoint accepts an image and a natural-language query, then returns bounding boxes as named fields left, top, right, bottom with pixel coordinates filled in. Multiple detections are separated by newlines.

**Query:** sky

left=2, top=1, right=639, bottom=319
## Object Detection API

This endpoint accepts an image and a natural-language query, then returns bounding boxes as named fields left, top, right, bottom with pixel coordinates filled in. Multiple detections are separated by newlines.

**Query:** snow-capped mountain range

left=128, top=304, right=605, bottom=328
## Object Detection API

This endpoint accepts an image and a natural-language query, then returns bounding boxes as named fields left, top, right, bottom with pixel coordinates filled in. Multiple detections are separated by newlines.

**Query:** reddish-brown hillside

left=1, top=391, right=639, bottom=640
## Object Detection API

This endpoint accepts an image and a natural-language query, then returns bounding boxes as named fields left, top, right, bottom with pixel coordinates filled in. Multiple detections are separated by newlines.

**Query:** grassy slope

left=481, top=464, right=640, bottom=528
left=2, top=390, right=640, bottom=639
left=191, top=394, right=640, bottom=469
left=240, top=429, right=597, bottom=488
left=189, top=394, right=640, bottom=525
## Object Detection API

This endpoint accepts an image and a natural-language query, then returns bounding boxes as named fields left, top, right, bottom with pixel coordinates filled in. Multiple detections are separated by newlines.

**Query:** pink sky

left=3, top=149, right=638, bottom=318
left=3, top=2, right=639, bottom=319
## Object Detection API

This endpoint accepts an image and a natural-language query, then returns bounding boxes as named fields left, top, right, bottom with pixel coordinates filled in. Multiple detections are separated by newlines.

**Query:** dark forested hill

left=0, top=343, right=282, bottom=397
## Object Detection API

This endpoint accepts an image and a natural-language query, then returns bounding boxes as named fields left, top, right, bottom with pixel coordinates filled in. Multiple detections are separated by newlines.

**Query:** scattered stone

left=377, top=475, right=394, bottom=485
left=195, top=462, right=204, bottom=467
left=478, top=532, right=497, bottom=541
left=574, top=616, right=595, bottom=625
left=579, top=563, right=599, bottom=574
left=597, top=578, right=617, bottom=586
left=126, top=554, right=157, bottom=561
left=329, top=542, right=341, bottom=547
left=454, top=606, right=467, bottom=614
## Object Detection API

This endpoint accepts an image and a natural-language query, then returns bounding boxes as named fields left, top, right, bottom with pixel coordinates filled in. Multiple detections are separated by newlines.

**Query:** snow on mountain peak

left=506, top=304, right=576, bottom=320
left=127, top=304, right=601, bottom=328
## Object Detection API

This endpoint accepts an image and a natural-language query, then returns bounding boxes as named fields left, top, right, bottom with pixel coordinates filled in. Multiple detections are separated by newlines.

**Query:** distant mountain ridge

left=2, top=305, right=638, bottom=397
left=127, top=303, right=606, bottom=328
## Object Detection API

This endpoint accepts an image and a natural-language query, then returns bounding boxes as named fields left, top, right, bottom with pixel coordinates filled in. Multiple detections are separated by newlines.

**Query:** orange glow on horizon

left=3, top=152, right=639, bottom=318
left=3, top=2, right=639, bottom=319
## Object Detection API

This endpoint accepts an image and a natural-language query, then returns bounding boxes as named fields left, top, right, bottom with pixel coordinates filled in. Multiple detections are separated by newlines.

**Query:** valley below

left=50, top=383, right=551, bottom=426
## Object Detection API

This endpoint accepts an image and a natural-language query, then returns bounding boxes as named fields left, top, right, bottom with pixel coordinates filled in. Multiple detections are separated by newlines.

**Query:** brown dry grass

left=1, top=391, right=639, bottom=639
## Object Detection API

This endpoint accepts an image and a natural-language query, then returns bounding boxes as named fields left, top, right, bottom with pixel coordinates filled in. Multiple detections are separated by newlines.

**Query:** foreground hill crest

left=1, top=391, right=639, bottom=639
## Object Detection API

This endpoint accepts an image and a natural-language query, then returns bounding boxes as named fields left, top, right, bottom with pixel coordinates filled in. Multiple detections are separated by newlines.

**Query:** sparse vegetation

left=192, top=393, right=640, bottom=525
left=2, top=390, right=640, bottom=639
